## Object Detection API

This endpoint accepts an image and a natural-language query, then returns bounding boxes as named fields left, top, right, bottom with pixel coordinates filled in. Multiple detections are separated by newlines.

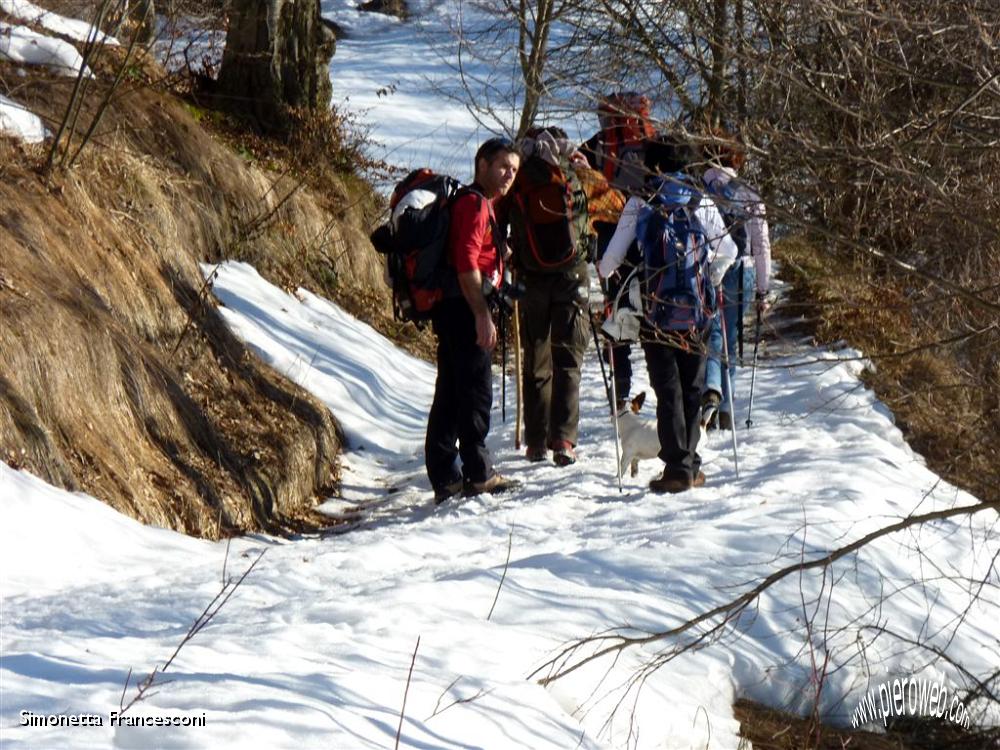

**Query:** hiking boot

left=649, top=469, right=706, bottom=494
left=526, top=445, right=548, bottom=463
left=717, top=411, right=733, bottom=431
left=433, top=478, right=465, bottom=505
left=701, top=390, right=721, bottom=429
left=550, top=440, right=577, bottom=467
left=464, top=473, right=521, bottom=497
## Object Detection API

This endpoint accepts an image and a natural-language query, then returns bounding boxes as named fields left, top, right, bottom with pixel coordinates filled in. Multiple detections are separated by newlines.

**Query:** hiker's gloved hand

left=476, top=311, right=497, bottom=351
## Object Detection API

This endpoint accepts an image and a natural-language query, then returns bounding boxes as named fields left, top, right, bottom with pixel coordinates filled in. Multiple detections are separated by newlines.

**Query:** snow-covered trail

left=2, top=1, right=997, bottom=747
left=3, top=261, right=995, bottom=750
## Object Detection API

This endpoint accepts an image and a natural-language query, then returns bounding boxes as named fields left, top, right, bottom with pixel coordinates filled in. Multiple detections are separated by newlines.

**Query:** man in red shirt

left=426, top=137, right=522, bottom=503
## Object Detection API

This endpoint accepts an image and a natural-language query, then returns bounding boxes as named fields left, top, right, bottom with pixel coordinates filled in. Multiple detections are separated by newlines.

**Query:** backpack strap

left=602, top=131, right=620, bottom=182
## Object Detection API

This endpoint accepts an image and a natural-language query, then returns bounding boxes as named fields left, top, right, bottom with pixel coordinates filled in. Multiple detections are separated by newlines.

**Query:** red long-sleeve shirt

left=449, top=187, right=502, bottom=287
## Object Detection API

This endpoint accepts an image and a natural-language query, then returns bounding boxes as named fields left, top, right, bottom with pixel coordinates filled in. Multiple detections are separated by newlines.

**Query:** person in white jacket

left=700, top=135, right=772, bottom=430
left=599, top=136, right=737, bottom=493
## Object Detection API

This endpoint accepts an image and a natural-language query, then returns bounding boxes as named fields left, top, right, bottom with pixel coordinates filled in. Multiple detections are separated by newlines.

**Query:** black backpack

left=369, top=169, right=463, bottom=322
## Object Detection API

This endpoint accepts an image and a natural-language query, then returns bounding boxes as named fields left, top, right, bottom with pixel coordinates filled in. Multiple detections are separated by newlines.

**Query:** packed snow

left=2, top=260, right=996, bottom=749
left=2, top=1, right=998, bottom=749
left=0, top=0, right=118, bottom=46
left=0, top=1, right=120, bottom=140
left=0, top=21, right=92, bottom=77
left=0, top=92, right=46, bottom=142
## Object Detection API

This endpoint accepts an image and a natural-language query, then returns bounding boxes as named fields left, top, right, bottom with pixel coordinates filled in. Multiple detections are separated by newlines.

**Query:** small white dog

left=616, top=392, right=659, bottom=477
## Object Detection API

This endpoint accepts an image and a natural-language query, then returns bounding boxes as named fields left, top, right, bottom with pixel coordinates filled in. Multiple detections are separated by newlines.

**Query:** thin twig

left=44, top=0, right=114, bottom=174
left=531, top=500, right=999, bottom=686
left=118, top=667, right=132, bottom=711
left=429, top=676, right=462, bottom=719
left=426, top=677, right=494, bottom=721
left=487, top=525, right=514, bottom=621
left=394, top=635, right=421, bottom=750
left=222, top=537, right=232, bottom=585
left=67, top=6, right=146, bottom=168
left=119, top=549, right=266, bottom=715
left=169, top=264, right=221, bottom=362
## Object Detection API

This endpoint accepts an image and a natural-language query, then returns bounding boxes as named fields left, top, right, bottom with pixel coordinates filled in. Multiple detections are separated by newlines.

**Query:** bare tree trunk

left=129, top=0, right=156, bottom=45
left=516, top=0, right=555, bottom=138
left=705, top=0, right=728, bottom=124
left=734, top=0, right=746, bottom=122
left=216, top=0, right=336, bottom=135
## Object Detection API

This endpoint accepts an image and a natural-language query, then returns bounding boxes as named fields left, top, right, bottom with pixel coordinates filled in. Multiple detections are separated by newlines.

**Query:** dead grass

left=776, top=235, right=1000, bottom=506
left=0, top=51, right=400, bottom=537
left=735, top=698, right=999, bottom=750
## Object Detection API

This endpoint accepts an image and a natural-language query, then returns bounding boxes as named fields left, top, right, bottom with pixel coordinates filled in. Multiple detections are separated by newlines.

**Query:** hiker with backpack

left=422, top=137, right=522, bottom=502
left=699, top=131, right=773, bottom=431
left=497, top=127, right=595, bottom=466
left=598, top=134, right=737, bottom=494
left=582, top=93, right=656, bottom=407
left=581, top=92, right=656, bottom=195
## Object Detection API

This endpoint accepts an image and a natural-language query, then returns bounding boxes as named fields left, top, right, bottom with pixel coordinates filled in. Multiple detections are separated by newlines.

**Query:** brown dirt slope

left=735, top=698, right=999, bottom=749
left=0, top=54, right=392, bottom=538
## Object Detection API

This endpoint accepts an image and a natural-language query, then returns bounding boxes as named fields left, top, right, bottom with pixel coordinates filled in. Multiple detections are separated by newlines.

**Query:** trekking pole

left=513, top=301, right=523, bottom=448
left=737, top=257, right=745, bottom=363
left=718, top=286, right=741, bottom=480
left=745, top=302, right=762, bottom=430
left=589, top=314, right=613, bottom=412
left=500, top=311, right=507, bottom=423
left=606, top=339, right=623, bottom=493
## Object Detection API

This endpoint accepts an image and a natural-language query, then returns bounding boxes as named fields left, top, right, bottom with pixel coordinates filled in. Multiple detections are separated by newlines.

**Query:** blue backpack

left=636, top=174, right=715, bottom=334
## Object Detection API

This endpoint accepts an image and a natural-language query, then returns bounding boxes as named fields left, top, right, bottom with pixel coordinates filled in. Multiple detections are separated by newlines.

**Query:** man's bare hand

left=476, top=312, right=497, bottom=351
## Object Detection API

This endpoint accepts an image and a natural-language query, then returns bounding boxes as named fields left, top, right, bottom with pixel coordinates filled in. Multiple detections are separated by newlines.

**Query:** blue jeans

left=705, top=260, right=754, bottom=414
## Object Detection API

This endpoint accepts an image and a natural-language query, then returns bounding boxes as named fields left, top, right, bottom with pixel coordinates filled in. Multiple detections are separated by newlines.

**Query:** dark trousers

left=641, top=335, right=706, bottom=478
left=425, top=298, right=494, bottom=491
left=601, top=341, right=632, bottom=402
left=519, top=266, right=590, bottom=449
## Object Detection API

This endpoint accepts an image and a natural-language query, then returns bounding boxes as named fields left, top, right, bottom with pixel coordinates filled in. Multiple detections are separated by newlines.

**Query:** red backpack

left=596, top=93, right=655, bottom=192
